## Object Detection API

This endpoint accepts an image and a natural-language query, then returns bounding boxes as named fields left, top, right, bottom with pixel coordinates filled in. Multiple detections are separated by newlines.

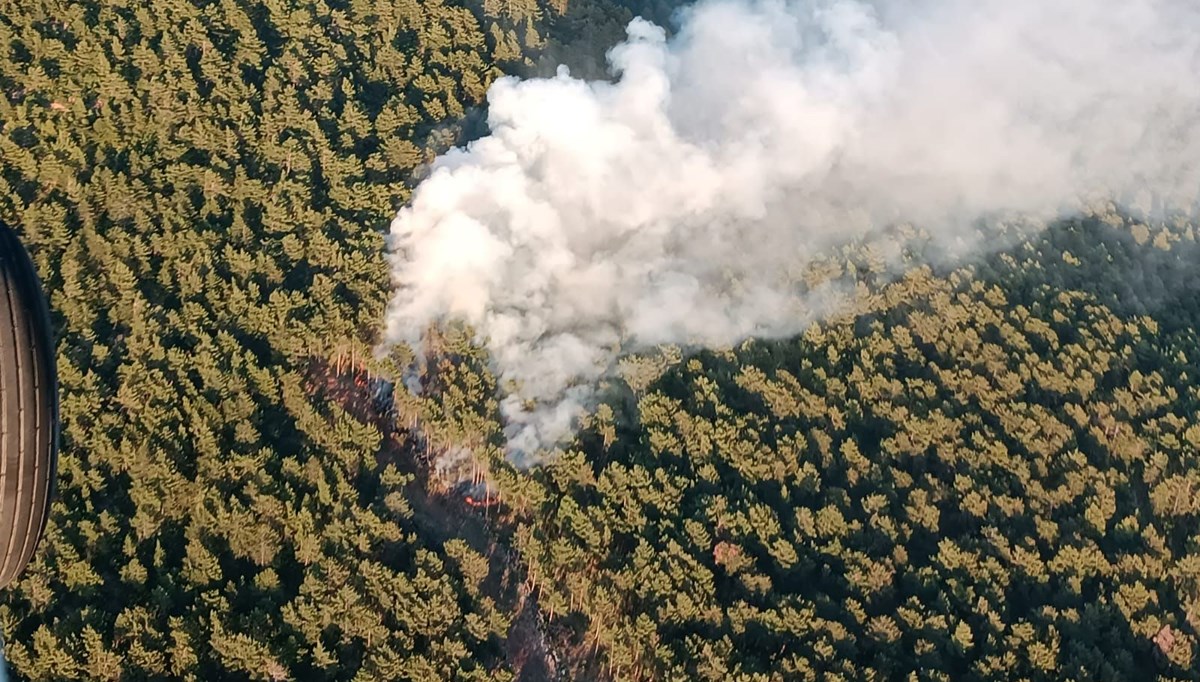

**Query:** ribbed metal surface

left=0, top=222, right=57, bottom=589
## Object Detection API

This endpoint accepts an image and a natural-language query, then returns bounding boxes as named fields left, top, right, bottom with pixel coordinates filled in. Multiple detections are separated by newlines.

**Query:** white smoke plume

left=383, top=0, right=1200, bottom=462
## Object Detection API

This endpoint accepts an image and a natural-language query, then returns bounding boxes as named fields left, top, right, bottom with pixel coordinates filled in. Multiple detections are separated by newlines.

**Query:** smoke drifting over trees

left=383, top=0, right=1200, bottom=458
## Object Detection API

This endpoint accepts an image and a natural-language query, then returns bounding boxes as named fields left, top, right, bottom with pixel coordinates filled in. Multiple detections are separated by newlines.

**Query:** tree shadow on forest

left=970, top=215, right=1200, bottom=331
left=586, top=214, right=1200, bottom=467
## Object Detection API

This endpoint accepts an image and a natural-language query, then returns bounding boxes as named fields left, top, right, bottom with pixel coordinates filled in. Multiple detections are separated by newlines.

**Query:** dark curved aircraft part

left=0, top=222, right=57, bottom=589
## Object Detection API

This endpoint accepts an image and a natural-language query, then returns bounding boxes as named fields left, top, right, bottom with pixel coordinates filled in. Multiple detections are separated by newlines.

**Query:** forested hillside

left=2, top=1, right=1200, bottom=681
left=0, top=0, right=568, bottom=679
left=506, top=215, right=1200, bottom=681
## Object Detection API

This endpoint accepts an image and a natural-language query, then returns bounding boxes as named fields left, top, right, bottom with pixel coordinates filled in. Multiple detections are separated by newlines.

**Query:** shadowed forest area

left=2, top=1, right=1200, bottom=681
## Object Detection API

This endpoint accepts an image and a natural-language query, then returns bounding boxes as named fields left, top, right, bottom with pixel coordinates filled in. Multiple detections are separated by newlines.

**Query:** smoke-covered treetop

left=383, top=0, right=1200, bottom=460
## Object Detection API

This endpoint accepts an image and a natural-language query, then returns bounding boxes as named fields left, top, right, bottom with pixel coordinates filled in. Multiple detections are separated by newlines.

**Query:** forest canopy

left=1, top=0, right=1199, bottom=681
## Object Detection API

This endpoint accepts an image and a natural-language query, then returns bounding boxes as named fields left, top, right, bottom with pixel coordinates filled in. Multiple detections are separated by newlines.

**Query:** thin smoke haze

left=382, top=0, right=1200, bottom=461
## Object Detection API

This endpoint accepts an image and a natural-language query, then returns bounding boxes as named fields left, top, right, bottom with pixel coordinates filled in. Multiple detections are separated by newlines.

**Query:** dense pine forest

left=2, top=0, right=1200, bottom=681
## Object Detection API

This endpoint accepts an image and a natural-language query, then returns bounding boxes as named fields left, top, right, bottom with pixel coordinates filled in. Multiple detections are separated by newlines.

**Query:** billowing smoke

left=382, top=0, right=1200, bottom=461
